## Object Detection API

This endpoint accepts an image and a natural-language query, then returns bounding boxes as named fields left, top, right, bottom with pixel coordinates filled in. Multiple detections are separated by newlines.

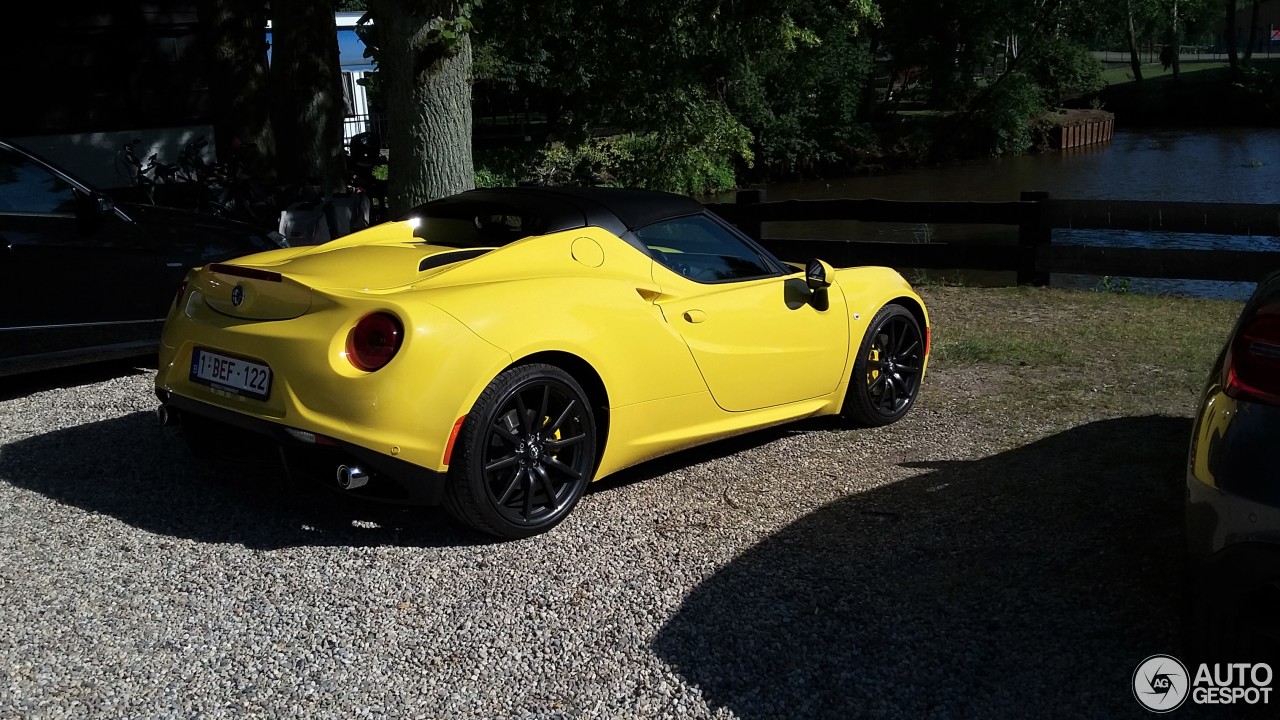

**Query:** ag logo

left=1134, top=654, right=1189, bottom=712
left=231, top=284, right=245, bottom=307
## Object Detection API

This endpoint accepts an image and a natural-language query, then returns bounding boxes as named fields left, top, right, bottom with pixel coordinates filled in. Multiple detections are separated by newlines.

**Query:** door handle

left=682, top=309, right=706, bottom=324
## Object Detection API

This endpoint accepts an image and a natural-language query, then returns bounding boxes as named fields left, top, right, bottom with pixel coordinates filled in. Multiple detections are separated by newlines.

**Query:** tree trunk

left=1244, top=0, right=1261, bottom=62
left=270, top=0, right=346, bottom=192
left=1125, top=0, right=1144, bottom=83
left=1169, top=0, right=1181, bottom=83
left=199, top=0, right=275, bottom=177
left=1225, top=0, right=1240, bottom=69
left=928, top=28, right=960, bottom=109
left=369, top=0, right=475, bottom=215
left=862, top=31, right=881, bottom=116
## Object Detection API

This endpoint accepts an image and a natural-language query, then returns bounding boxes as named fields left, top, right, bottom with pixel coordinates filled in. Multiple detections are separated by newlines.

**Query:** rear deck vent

left=419, top=249, right=489, bottom=272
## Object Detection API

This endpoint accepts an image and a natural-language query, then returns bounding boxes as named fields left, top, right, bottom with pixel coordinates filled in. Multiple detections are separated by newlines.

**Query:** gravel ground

left=0, top=359, right=1220, bottom=719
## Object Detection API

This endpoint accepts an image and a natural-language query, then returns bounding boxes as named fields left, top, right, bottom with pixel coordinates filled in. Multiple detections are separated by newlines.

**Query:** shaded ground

left=654, top=416, right=1195, bottom=719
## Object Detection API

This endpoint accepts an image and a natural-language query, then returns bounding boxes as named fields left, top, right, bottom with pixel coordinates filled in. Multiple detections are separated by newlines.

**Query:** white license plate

left=190, top=347, right=272, bottom=399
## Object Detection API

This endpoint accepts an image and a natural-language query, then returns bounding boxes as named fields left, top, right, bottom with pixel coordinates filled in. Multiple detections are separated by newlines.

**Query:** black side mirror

left=93, top=192, right=115, bottom=216
left=75, top=190, right=116, bottom=234
left=806, top=258, right=834, bottom=290
left=75, top=190, right=114, bottom=219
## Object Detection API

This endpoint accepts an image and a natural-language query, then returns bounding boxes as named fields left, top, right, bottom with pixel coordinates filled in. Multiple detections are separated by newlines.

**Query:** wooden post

left=736, top=189, right=766, bottom=240
left=1018, top=191, right=1051, bottom=286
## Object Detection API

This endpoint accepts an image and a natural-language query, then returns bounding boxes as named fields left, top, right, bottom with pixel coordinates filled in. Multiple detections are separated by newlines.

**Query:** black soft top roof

left=405, top=186, right=706, bottom=237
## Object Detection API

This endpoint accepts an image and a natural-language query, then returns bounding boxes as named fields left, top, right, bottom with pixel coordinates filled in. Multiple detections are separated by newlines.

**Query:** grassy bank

left=918, top=286, right=1242, bottom=436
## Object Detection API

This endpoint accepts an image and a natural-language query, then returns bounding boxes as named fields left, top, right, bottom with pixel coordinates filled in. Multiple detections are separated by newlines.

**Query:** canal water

left=747, top=128, right=1280, bottom=299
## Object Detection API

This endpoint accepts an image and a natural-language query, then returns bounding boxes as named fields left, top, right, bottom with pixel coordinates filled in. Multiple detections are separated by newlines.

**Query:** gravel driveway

left=0, top=360, right=1201, bottom=719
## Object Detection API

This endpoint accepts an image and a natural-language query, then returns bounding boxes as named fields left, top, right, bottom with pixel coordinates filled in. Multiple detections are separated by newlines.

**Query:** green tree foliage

left=331, top=0, right=1143, bottom=193
left=727, top=5, right=878, bottom=176
left=473, top=0, right=878, bottom=190
left=875, top=0, right=1119, bottom=157
left=878, top=0, right=1042, bottom=109
left=1021, top=35, right=1104, bottom=105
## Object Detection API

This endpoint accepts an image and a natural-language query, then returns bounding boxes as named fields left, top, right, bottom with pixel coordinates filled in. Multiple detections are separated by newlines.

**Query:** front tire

left=843, top=303, right=924, bottom=427
left=444, top=364, right=597, bottom=539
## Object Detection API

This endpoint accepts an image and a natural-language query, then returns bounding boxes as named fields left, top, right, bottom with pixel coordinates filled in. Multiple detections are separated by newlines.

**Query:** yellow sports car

left=155, top=187, right=929, bottom=537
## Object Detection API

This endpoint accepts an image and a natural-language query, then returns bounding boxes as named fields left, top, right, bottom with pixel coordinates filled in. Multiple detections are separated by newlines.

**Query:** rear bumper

left=1187, top=474, right=1280, bottom=563
left=1187, top=388, right=1280, bottom=561
left=160, top=390, right=447, bottom=505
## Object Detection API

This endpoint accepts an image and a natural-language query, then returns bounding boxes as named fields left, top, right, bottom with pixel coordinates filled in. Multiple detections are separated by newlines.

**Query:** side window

left=635, top=214, right=776, bottom=283
left=0, top=149, right=79, bottom=215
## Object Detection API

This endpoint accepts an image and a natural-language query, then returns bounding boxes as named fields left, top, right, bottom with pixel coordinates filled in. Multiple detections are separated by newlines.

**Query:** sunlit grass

left=1101, top=57, right=1280, bottom=86
left=919, top=285, right=1242, bottom=422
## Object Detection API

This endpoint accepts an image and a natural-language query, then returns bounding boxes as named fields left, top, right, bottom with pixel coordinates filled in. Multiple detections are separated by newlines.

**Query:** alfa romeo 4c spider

left=155, top=187, right=929, bottom=537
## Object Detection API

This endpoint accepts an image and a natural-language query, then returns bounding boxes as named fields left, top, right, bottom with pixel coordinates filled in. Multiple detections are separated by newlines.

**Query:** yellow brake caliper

left=867, top=346, right=881, bottom=386
left=542, top=416, right=561, bottom=457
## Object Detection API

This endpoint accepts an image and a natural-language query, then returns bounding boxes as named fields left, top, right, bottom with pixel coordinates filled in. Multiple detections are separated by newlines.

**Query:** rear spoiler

left=208, top=264, right=283, bottom=283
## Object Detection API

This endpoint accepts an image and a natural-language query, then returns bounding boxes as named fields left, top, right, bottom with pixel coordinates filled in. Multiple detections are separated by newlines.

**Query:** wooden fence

left=704, top=190, right=1280, bottom=285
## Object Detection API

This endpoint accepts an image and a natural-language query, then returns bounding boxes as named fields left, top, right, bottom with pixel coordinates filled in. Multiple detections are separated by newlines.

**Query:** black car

left=0, top=140, right=286, bottom=376
left=1187, top=272, right=1280, bottom=663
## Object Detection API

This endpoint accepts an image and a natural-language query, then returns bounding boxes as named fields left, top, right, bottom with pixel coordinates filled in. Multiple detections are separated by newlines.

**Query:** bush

left=611, top=96, right=753, bottom=194
left=474, top=95, right=752, bottom=195
left=971, top=73, right=1051, bottom=156
left=1022, top=36, right=1104, bottom=106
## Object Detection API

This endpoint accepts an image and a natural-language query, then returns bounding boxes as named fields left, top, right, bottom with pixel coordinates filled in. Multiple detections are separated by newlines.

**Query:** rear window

left=411, top=210, right=547, bottom=249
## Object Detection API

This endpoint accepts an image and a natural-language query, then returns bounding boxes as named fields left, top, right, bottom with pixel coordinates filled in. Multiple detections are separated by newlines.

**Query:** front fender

left=832, top=266, right=931, bottom=396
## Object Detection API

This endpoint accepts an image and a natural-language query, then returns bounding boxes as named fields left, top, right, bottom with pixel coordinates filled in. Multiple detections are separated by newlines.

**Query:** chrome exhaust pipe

left=336, top=464, right=369, bottom=490
left=156, top=404, right=178, bottom=428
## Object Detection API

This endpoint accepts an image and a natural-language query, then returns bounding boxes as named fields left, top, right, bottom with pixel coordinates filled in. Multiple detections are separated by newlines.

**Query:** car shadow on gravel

left=653, top=415, right=1201, bottom=719
left=588, top=417, right=846, bottom=493
left=0, top=411, right=487, bottom=549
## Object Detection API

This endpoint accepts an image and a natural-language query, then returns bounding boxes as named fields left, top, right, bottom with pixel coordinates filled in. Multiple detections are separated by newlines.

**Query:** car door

left=637, top=213, right=850, bottom=412
left=0, top=146, right=169, bottom=364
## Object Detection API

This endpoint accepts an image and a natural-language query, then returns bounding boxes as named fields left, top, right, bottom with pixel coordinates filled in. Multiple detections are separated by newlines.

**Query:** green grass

left=919, top=286, right=1242, bottom=424
left=1101, top=57, right=1280, bottom=87
left=1100, top=61, right=1230, bottom=86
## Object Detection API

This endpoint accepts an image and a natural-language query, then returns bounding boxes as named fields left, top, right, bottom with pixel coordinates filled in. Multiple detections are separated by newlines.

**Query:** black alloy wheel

left=844, top=304, right=924, bottom=427
left=445, top=364, right=597, bottom=538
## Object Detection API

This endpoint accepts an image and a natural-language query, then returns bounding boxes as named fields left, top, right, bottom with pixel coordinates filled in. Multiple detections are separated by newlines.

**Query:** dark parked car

left=0, top=140, right=286, bottom=376
left=1187, top=272, right=1280, bottom=663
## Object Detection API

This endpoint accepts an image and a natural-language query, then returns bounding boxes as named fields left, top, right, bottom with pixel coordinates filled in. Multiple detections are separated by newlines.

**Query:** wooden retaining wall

left=1056, top=117, right=1115, bottom=149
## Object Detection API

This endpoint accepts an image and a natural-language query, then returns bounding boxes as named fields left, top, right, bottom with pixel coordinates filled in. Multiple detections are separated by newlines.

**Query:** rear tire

left=444, top=364, right=597, bottom=539
left=843, top=303, right=924, bottom=427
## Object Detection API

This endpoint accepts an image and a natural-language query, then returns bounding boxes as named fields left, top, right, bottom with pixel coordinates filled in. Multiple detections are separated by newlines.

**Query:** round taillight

left=1226, top=307, right=1280, bottom=405
left=346, top=312, right=403, bottom=372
